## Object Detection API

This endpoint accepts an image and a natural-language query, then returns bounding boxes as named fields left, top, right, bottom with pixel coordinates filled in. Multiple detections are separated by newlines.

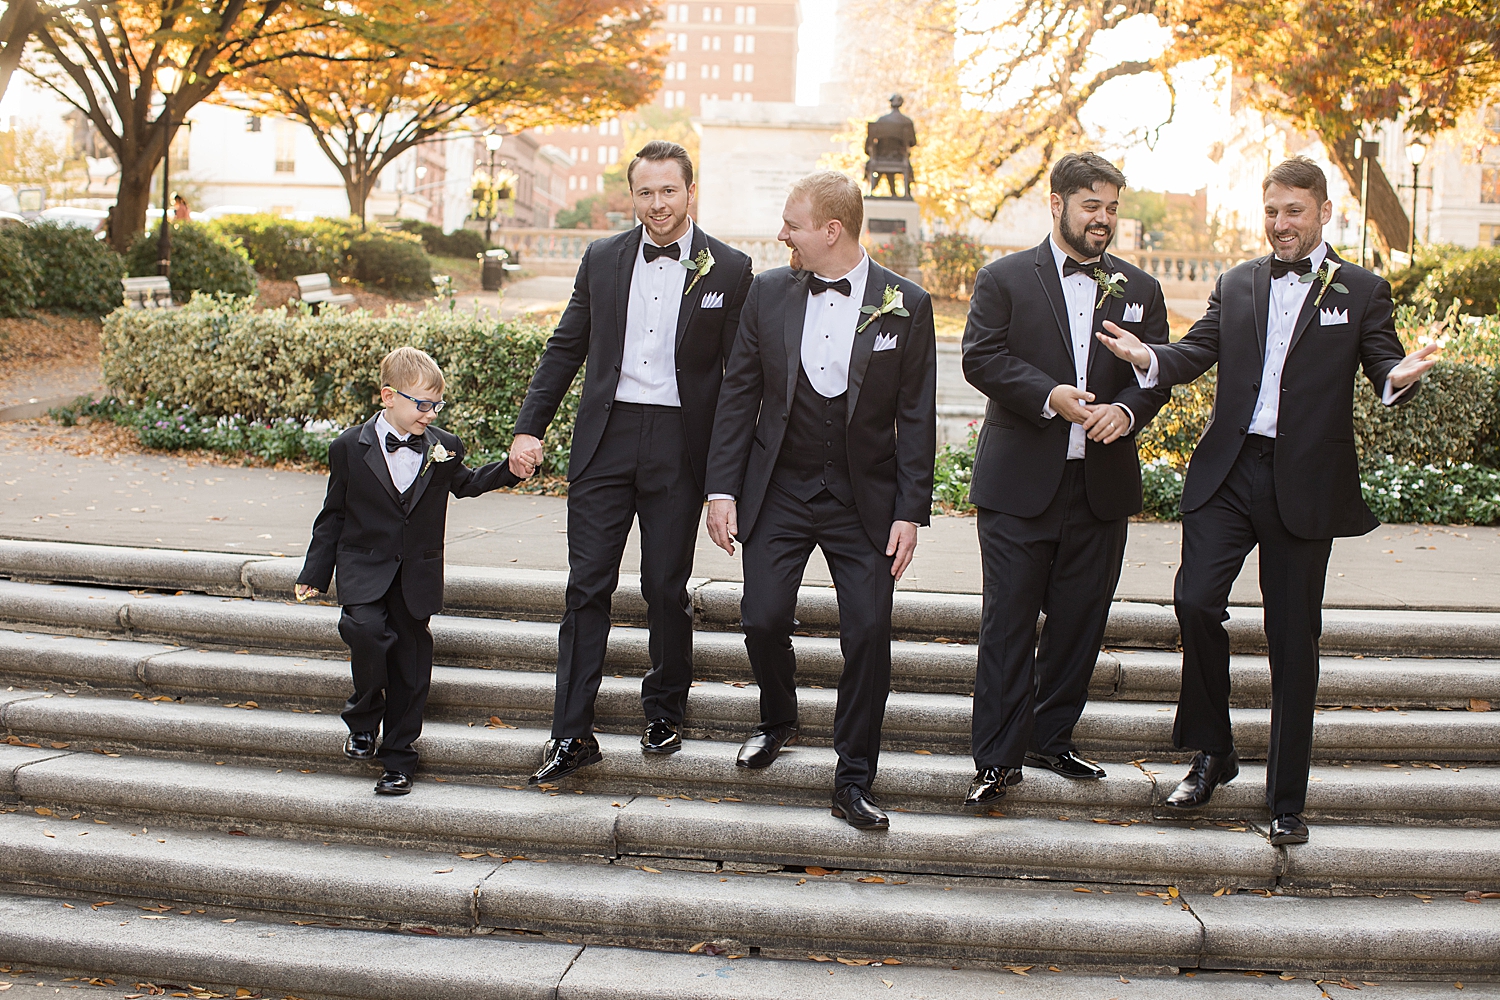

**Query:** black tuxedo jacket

left=705, top=260, right=938, bottom=549
left=962, top=239, right=1172, bottom=520
left=513, top=224, right=754, bottom=490
left=297, top=417, right=518, bottom=618
left=1150, top=247, right=1416, bottom=539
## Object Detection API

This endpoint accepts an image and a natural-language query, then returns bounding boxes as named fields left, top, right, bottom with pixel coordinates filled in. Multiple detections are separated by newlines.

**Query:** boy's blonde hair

left=381, top=346, right=445, bottom=394
left=788, top=170, right=863, bottom=241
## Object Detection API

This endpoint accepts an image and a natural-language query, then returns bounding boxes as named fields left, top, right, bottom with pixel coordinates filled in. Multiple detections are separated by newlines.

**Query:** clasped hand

left=508, top=433, right=545, bottom=479
left=1048, top=385, right=1131, bottom=445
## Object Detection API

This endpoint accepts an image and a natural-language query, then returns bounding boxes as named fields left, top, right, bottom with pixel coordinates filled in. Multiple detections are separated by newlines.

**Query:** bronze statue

left=865, top=94, right=917, bottom=199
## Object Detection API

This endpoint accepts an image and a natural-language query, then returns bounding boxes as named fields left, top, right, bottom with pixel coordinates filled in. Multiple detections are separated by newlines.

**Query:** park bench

left=121, top=276, right=175, bottom=309
left=293, top=272, right=356, bottom=313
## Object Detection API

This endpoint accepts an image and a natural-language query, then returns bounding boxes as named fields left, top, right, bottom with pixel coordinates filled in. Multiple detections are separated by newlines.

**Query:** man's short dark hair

left=627, top=140, right=694, bottom=188
left=1050, top=152, right=1128, bottom=202
left=1263, top=155, right=1329, bottom=205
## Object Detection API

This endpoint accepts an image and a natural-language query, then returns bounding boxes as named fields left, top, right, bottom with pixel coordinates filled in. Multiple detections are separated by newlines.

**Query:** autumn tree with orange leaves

left=230, top=0, right=662, bottom=225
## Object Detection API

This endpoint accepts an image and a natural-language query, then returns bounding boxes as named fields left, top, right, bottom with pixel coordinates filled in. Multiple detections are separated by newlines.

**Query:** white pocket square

left=1122, top=302, right=1144, bottom=323
left=1319, top=307, right=1348, bottom=326
left=700, top=291, right=724, bottom=309
left=872, top=333, right=898, bottom=352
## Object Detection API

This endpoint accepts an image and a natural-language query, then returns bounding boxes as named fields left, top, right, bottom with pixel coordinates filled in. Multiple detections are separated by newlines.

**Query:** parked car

left=38, top=206, right=109, bottom=231
left=198, top=204, right=263, bottom=220
left=0, top=211, right=27, bottom=230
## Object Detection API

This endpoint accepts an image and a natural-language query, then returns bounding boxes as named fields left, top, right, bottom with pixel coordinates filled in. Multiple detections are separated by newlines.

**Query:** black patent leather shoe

left=1268, top=812, right=1309, bottom=845
left=344, top=731, right=377, bottom=761
left=831, top=785, right=889, bottom=830
left=1025, top=750, right=1106, bottom=780
left=374, top=770, right=411, bottom=795
left=735, top=723, right=798, bottom=769
left=641, top=719, right=683, bottom=755
left=964, top=766, right=1023, bottom=806
left=529, top=736, right=603, bottom=785
left=1163, top=750, right=1240, bottom=809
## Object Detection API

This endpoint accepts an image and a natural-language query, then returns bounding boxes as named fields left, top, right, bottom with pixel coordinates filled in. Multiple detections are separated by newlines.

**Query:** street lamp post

left=354, top=107, right=376, bottom=229
left=483, top=132, right=504, bottom=246
left=1354, top=136, right=1379, bottom=270
left=154, top=61, right=183, bottom=278
left=1403, top=141, right=1429, bottom=260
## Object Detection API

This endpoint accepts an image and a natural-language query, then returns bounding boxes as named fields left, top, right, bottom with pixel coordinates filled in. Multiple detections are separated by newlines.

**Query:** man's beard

left=1270, top=229, right=1321, bottom=261
left=1061, top=214, right=1113, bottom=260
left=788, top=244, right=802, bottom=271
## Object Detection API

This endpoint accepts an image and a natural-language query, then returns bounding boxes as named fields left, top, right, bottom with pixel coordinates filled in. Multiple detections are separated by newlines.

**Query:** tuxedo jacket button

left=395, top=554, right=402, bottom=562
left=1239, top=427, right=1247, bottom=435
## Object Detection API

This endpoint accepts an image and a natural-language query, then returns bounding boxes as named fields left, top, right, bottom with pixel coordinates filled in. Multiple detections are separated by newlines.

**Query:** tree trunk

left=0, top=0, right=38, bottom=106
left=1327, top=133, right=1410, bottom=261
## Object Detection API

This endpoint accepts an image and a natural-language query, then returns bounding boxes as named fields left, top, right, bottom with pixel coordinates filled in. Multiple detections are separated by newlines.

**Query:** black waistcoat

left=771, top=366, right=853, bottom=506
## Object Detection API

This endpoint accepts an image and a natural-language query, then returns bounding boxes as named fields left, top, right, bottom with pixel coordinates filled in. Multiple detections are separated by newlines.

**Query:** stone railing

left=497, top=227, right=791, bottom=275
left=985, top=245, right=1248, bottom=288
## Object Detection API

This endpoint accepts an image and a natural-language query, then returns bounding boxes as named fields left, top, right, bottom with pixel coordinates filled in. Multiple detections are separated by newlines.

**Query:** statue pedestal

left=862, top=198, right=922, bottom=245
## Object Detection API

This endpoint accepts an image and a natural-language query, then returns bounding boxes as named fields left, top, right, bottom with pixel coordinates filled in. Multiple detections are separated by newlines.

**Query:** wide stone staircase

left=0, top=538, right=1497, bottom=997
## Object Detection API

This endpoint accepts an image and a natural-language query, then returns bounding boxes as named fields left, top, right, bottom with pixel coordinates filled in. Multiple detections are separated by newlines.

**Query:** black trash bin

left=481, top=248, right=514, bottom=291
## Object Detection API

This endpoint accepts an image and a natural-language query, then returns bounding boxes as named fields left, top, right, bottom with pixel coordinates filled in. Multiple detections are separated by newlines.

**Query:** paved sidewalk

left=3, top=439, right=1499, bottom=610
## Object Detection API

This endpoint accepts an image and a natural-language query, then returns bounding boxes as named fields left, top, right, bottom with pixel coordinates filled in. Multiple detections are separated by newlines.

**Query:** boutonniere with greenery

left=420, top=440, right=454, bottom=477
left=682, top=248, right=715, bottom=295
left=1092, top=269, right=1128, bottom=310
left=857, top=284, right=909, bottom=333
left=1299, top=258, right=1347, bottom=306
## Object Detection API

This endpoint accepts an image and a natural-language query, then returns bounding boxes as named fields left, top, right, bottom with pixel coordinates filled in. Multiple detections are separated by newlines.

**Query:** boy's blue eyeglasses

left=386, top=386, right=446, bottom=413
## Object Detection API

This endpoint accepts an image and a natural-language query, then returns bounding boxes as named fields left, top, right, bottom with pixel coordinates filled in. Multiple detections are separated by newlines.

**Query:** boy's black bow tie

left=1270, top=256, right=1314, bottom=278
left=643, top=241, right=680, bottom=262
left=385, top=433, right=424, bottom=453
left=809, top=275, right=851, bottom=296
left=1061, top=257, right=1101, bottom=277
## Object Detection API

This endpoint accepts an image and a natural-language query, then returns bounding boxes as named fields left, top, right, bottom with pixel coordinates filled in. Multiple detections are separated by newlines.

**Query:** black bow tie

left=643, top=240, right=680, bottom=263
left=1270, top=256, right=1314, bottom=279
left=1061, top=257, right=1100, bottom=278
left=809, top=275, right=852, bottom=296
left=385, top=432, right=424, bottom=454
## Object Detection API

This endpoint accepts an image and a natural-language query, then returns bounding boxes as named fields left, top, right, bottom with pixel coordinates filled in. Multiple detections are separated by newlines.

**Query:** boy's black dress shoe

left=831, top=785, right=888, bottom=830
left=529, top=737, right=603, bottom=784
left=641, top=719, right=683, bottom=754
left=735, top=723, right=798, bottom=769
left=374, top=770, right=411, bottom=795
left=964, top=766, right=1023, bottom=806
left=344, top=732, right=377, bottom=761
left=1024, top=750, right=1106, bottom=780
left=1269, top=813, right=1309, bottom=845
left=1163, top=750, right=1240, bottom=809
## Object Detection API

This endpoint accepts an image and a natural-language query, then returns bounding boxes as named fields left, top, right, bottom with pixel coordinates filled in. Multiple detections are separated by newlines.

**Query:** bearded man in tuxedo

left=1097, top=156, right=1436, bottom=844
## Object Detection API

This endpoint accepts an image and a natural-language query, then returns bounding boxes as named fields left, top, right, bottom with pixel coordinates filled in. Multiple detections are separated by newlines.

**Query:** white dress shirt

left=801, top=252, right=871, bottom=397
left=1041, top=237, right=1134, bottom=459
left=616, top=222, right=693, bottom=406
left=1135, top=242, right=1408, bottom=423
left=375, top=412, right=422, bottom=494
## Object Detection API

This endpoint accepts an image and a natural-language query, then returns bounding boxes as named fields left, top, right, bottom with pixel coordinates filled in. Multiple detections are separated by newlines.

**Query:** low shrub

left=932, top=421, right=977, bottom=511
left=0, top=232, right=39, bottom=317
left=1138, top=370, right=1217, bottom=470
left=1141, top=458, right=1186, bottom=521
left=924, top=233, right=988, bottom=298
left=1413, top=246, right=1500, bottom=317
left=867, top=233, right=922, bottom=278
left=1359, top=456, right=1500, bottom=525
left=397, top=219, right=487, bottom=259
left=347, top=230, right=432, bottom=298
left=13, top=222, right=125, bottom=316
left=125, top=221, right=258, bottom=303
left=51, top=395, right=341, bottom=465
left=210, top=214, right=352, bottom=280
left=1386, top=243, right=1463, bottom=308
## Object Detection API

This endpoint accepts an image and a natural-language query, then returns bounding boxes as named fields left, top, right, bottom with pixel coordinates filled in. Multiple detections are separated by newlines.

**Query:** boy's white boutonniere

left=682, top=248, right=715, bottom=295
left=857, top=284, right=910, bottom=333
left=420, top=441, right=453, bottom=477
left=1299, top=258, right=1348, bottom=307
left=1092, top=268, right=1128, bottom=310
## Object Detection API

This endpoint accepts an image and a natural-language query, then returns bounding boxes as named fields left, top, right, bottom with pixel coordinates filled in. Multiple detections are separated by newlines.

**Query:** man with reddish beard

left=510, top=141, right=753, bottom=783
left=1097, top=156, right=1436, bottom=843
left=961, top=153, right=1172, bottom=809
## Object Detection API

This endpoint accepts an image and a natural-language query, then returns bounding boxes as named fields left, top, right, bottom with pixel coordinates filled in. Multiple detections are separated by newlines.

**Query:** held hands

left=887, top=520, right=918, bottom=581
left=1095, top=321, right=1153, bottom=369
left=1083, top=403, right=1131, bottom=445
left=1389, top=344, right=1440, bottom=390
left=1047, top=384, right=1095, bottom=423
left=293, top=584, right=318, bottom=603
left=508, top=434, right=545, bottom=479
left=707, top=498, right=738, bottom=556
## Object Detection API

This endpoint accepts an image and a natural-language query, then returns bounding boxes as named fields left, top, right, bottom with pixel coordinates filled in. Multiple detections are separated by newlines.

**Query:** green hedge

left=1413, top=247, right=1500, bottom=317
left=209, top=214, right=352, bottom=281
left=397, top=219, right=487, bottom=260
left=0, top=232, right=39, bottom=317
left=99, top=295, right=577, bottom=473
left=126, top=221, right=258, bottom=303
left=348, top=230, right=432, bottom=298
left=13, top=222, right=125, bottom=316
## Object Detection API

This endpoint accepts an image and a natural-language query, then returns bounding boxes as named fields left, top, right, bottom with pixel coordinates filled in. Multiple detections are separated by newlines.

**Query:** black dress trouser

left=740, top=481, right=895, bottom=792
left=1173, top=434, right=1332, bottom=816
left=552, top=402, right=703, bottom=739
left=972, top=461, right=1128, bottom=769
left=339, top=567, right=433, bottom=774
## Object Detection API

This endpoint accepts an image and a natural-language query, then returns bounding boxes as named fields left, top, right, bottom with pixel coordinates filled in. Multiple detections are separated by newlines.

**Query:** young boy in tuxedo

left=295, top=347, right=522, bottom=795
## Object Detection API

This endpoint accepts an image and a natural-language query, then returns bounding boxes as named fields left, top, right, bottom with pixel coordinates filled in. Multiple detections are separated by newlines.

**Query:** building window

left=677, top=3, right=689, bottom=20
left=678, top=60, right=687, bottom=78
left=667, top=4, right=677, bottom=20
left=598, top=145, right=607, bottom=163
left=745, top=34, right=754, bottom=52
left=743, top=91, right=751, bottom=102
left=1480, top=224, right=1500, bottom=246
left=734, top=5, right=744, bottom=23
left=664, top=90, right=675, bottom=109
left=744, top=63, right=753, bottom=82
left=677, top=89, right=686, bottom=107
left=597, top=174, right=604, bottom=192
left=610, top=119, right=620, bottom=136
left=1484, top=166, right=1500, bottom=204
left=608, top=146, right=619, bottom=164
left=274, top=119, right=295, bottom=174
left=714, top=6, right=722, bottom=20
left=711, top=64, right=720, bottom=79
left=700, top=64, right=708, bottom=79
left=568, top=175, right=577, bottom=191
left=581, top=146, right=590, bottom=162
left=703, top=5, right=711, bottom=20
left=713, top=35, right=721, bottom=50
left=678, top=33, right=688, bottom=50
left=733, top=34, right=743, bottom=52
left=701, top=35, right=710, bottom=51
left=733, top=63, right=742, bottom=82
left=746, top=5, right=755, bottom=23
left=246, top=115, right=262, bottom=133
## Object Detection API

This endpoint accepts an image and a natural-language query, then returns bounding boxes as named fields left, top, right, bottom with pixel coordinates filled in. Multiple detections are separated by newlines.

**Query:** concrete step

left=0, top=816, right=1496, bottom=978
left=9, top=538, right=1500, bottom=655
left=2, top=743, right=1498, bottom=892
left=4, top=583, right=1500, bottom=708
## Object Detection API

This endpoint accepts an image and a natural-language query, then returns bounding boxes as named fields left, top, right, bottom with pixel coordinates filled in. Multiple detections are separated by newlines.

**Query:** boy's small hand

left=294, top=584, right=319, bottom=603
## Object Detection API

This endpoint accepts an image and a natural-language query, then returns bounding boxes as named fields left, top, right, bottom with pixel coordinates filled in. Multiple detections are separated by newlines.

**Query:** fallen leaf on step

left=882, top=958, right=902, bottom=964
left=882, top=980, right=894, bottom=988
left=1005, top=965, right=1032, bottom=975
left=42, top=829, right=54, bottom=838
left=1168, top=886, right=1180, bottom=898
left=485, top=717, right=516, bottom=729
left=92, top=748, right=121, bottom=757
left=835, top=958, right=869, bottom=966
left=804, top=867, right=833, bottom=877
left=33, top=807, right=53, bottom=817
left=49, top=743, right=69, bottom=749
left=688, top=942, right=707, bottom=953
left=639, top=866, right=661, bottom=873
left=1471, top=699, right=1491, bottom=712
left=858, top=877, right=886, bottom=884
left=1049, top=966, right=1062, bottom=972
left=1073, top=887, right=1092, bottom=893
left=809, top=954, right=832, bottom=962
left=457, top=853, right=484, bottom=859
left=913, top=750, right=932, bottom=755
left=433, top=868, right=454, bottom=874
left=1213, top=887, right=1227, bottom=896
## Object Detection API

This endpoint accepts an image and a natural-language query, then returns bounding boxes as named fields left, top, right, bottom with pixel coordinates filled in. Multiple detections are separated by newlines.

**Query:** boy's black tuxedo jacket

left=705, top=260, right=938, bottom=550
left=961, top=239, right=1172, bottom=521
left=1150, top=248, right=1416, bottom=539
left=297, top=417, right=518, bottom=618
left=513, top=224, right=754, bottom=491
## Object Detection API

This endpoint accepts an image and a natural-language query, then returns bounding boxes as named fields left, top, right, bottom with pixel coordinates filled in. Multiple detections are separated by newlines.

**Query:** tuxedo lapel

left=358, top=417, right=403, bottom=509
left=614, top=227, right=643, bottom=351
left=783, top=270, right=811, bottom=412
left=1253, top=258, right=1271, bottom=360
left=1086, top=252, right=1119, bottom=369
left=845, top=259, right=884, bottom=425
left=1285, top=251, right=1337, bottom=360
left=404, top=431, right=434, bottom=511
left=1032, top=240, right=1074, bottom=359
left=674, top=225, right=708, bottom=352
